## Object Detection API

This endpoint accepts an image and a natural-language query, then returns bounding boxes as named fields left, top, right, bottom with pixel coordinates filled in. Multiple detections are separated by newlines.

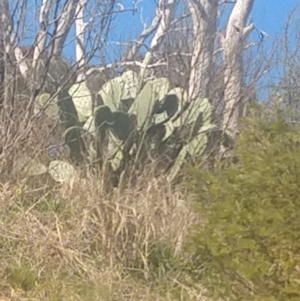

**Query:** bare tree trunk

left=51, top=0, right=80, bottom=57
left=138, top=0, right=176, bottom=86
left=188, top=0, right=219, bottom=100
left=222, top=0, right=255, bottom=137
left=0, top=0, right=26, bottom=107
left=31, top=0, right=53, bottom=87
left=25, top=0, right=54, bottom=119
left=75, top=0, right=88, bottom=82
left=26, top=0, right=88, bottom=117
left=0, top=0, right=7, bottom=108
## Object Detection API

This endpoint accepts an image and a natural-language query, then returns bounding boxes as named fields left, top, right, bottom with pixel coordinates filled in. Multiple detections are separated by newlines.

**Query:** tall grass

left=0, top=163, right=209, bottom=301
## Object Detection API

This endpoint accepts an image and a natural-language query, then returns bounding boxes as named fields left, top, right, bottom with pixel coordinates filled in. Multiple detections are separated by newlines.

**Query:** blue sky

left=253, top=0, right=298, bottom=35
left=116, top=0, right=299, bottom=39
left=251, top=0, right=299, bottom=96
left=109, top=0, right=299, bottom=80
left=104, top=0, right=299, bottom=61
left=22, top=0, right=300, bottom=96
left=22, top=0, right=299, bottom=61
left=77, top=0, right=298, bottom=100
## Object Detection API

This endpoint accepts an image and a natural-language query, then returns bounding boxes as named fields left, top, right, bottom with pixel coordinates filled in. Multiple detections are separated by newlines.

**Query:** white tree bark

left=124, top=5, right=162, bottom=61
left=33, top=0, right=52, bottom=61
left=51, top=0, right=80, bottom=57
left=188, top=0, right=219, bottom=100
left=14, top=47, right=29, bottom=76
left=0, top=0, right=8, bottom=104
left=75, top=0, right=88, bottom=82
left=0, top=0, right=11, bottom=54
left=31, top=0, right=53, bottom=87
left=222, top=0, right=255, bottom=136
left=138, top=0, right=176, bottom=85
left=0, top=0, right=28, bottom=77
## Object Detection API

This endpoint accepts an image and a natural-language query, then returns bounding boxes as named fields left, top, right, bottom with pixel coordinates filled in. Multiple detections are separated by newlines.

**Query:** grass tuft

left=0, top=168, right=208, bottom=301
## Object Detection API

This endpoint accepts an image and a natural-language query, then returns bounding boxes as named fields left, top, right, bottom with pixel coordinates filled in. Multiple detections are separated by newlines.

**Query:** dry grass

left=0, top=166, right=209, bottom=301
left=0, top=91, right=210, bottom=300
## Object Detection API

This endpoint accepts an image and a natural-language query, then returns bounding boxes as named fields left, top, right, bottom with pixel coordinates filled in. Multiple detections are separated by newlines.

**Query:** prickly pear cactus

left=35, top=93, right=59, bottom=119
left=83, top=116, right=96, bottom=135
left=69, top=82, right=93, bottom=121
left=48, top=160, right=76, bottom=183
left=63, top=126, right=86, bottom=162
left=164, top=96, right=215, bottom=182
left=99, top=80, right=122, bottom=112
left=168, top=87, right=188, bottom=104
left=44, top=72, right=216, bottom=186
left=110, top=111, right=135, bottom=141
left=117, top=70, right=139, bottom=100
left=94, top=105, right=113, bottom=128
left=58, top=89, right=80, bottom=128
left=167, top=133, right=208, bottom=182
left=150, top=87, right=188, bottom=141
left=151, top=93, right=180, bottom=140
left=174, top=97, right=211, bottom=128
left=131, top=77, right=170, bottom=130
left=107, top=132, right=124, bottom=171
left=165, top=97, right=212, bottom=143
left=94, top=105, right=113, bottom=162
left=150, top=77, right=170, bottom=101
left=134, top=81, right=155, bottom=130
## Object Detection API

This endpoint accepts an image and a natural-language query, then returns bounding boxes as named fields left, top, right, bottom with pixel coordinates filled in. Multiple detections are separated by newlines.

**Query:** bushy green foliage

left=186, top=105, right=300, bottom=301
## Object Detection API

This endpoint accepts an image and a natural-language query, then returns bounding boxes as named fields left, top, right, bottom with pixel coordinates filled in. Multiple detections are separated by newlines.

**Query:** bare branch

left=14, top=47, right=29, bottom=75
left=124, top=5, right=162, bottom=61
left=51, top=0, right=80, bottom=57
left=243, top=23, right=255, bottom=38
left=138, top=0, right=176, bottom=86
left=32, top=0, right=53, bottom=63
left=86, top=60, right=167, bottom=75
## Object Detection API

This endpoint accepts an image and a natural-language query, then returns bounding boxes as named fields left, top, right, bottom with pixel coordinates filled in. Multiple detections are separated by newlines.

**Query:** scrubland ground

left=0, top=168, right=208, bottom=301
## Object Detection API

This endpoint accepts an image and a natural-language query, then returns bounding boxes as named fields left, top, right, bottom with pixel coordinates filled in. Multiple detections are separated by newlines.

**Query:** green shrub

left=185, top=106, right=300, bottom=301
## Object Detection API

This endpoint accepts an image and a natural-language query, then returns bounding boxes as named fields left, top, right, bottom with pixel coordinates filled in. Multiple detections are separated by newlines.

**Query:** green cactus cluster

left=30, top=70, right=217, bottom=184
